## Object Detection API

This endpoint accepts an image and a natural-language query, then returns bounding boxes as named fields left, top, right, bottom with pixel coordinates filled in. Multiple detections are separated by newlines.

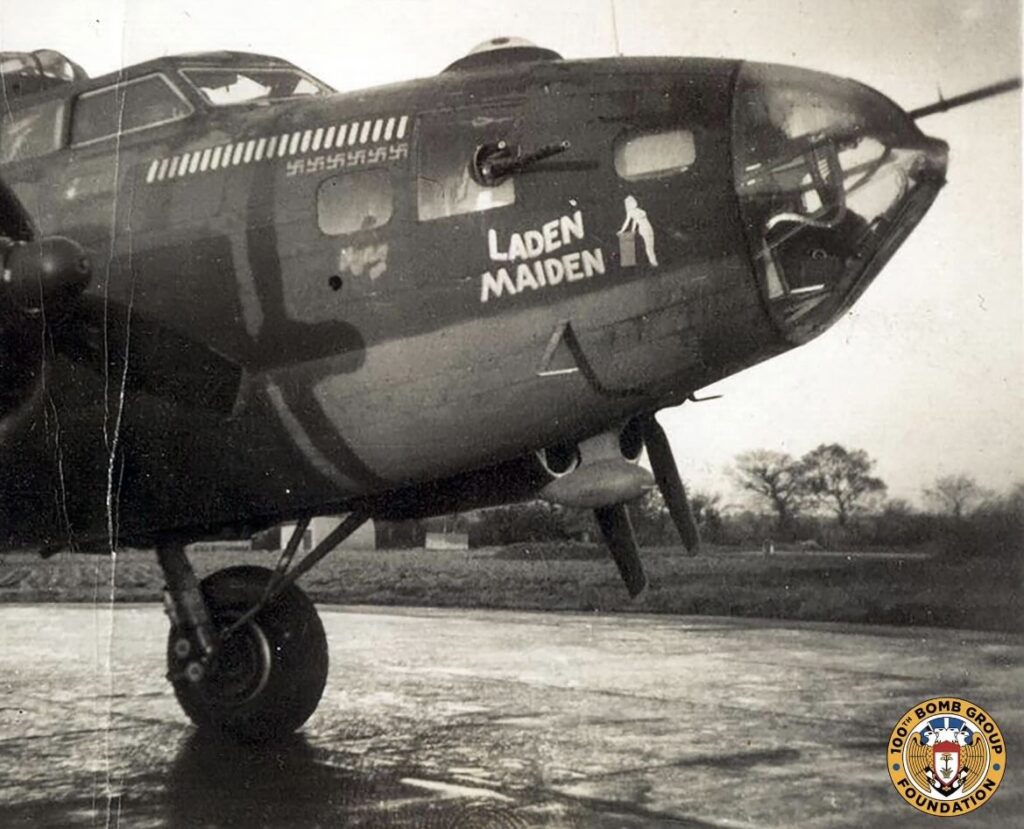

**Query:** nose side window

left=416, top=111, right=516, bottom=221
left=317, top=168, right=393, bottom=235
left=614, top=129, right=696, bottom=180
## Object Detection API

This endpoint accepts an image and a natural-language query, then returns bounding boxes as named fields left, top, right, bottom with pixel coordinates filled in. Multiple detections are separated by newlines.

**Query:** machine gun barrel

left=909, top=78, right=1021, bottom=120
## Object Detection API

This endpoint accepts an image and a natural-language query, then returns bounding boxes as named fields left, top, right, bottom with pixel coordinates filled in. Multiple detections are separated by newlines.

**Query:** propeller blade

left=594, top=503, right=646, bottom=597
left=640, top=414, right=700, bottom=555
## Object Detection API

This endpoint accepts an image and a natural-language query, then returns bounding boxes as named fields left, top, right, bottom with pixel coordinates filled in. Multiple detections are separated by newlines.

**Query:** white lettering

left=508, top=233, right=528, bottom=261
left=524, top=230, right=545, bottom=258
left=480, top=268, right=516, bottom=302
left=544, top=257, right=564, bottom=286
left=481, top=210, right=607, bottom=302
left=479, top=248, right=605, bottom=302
left=516, top=262, right=540, bottom=292
left=487, top=229, right=508, bottom=261
left=561, top=210, right=584, bottom=244
left=564, top=251, right=584, bottom=282
left=488, top=210, right=588, bottom=262
left=542, top=218, right=561, bottom=252
left=582, top=248, right=605, bottom=277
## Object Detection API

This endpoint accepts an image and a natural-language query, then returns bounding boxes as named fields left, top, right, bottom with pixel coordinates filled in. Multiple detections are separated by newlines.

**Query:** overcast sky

left=2, top=0, right=1020, bottom=505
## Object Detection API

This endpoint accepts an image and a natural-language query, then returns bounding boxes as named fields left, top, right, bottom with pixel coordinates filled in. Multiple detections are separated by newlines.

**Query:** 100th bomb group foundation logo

left=888, top=697, right=1006, bottom=817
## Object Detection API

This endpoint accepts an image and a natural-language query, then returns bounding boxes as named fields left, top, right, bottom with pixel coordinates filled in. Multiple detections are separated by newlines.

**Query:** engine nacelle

left=537, top=423, right=653, bottom=508
left=2, top=236, right=91, bottom=318
left=0, top=234, right=90, bottom=432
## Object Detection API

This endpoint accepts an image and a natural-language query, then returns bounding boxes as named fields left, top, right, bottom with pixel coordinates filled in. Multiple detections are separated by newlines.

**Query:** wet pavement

left=0, top=604, right=1020, bottom=828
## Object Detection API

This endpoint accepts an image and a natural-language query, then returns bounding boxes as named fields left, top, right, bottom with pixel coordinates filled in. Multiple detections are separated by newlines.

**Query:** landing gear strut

left=157, top=513, right=367, bottom=742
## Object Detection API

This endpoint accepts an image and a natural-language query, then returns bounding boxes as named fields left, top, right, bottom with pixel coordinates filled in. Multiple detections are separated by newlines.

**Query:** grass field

left=0, top=543, right=1018, bottom=632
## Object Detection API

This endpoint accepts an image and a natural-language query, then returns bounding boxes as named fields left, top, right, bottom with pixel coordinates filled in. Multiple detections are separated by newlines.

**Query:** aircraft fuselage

left=0, top=49, right=946, bottom=548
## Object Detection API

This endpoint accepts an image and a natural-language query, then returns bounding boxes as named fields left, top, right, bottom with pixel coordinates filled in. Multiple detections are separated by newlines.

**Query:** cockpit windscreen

left=181, top=67, right=329, bottom=106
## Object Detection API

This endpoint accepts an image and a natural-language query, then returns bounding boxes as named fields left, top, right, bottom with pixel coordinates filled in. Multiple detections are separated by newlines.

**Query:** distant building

left=421, top=513, right=471, bottom=550
left=425, top=531, right=469, bottom=550
left=279, top=516, right=377, bottom=552
left=185, top=539, right=252, bottom=554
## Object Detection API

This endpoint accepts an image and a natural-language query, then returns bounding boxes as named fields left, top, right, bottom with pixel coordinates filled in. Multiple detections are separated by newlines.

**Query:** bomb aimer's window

left=615, top=130, right=696, bottom=180
left=731, top=62, right=945, bottom=339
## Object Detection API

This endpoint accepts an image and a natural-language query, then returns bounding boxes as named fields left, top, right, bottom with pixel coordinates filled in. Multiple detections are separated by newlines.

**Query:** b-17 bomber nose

left=731, top=62, right=949, bottom=344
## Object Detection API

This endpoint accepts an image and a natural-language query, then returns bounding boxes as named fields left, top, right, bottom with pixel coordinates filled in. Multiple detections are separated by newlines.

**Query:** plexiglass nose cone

left=733, top=63, right=947, bottom=343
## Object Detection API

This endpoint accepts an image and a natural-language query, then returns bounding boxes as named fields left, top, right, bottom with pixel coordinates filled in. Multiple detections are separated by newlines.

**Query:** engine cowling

left=537, top=424, right=653, bottom=508
left=2, top=236, right=92, bottom=317
left=0, top=178, right=91, bottom=427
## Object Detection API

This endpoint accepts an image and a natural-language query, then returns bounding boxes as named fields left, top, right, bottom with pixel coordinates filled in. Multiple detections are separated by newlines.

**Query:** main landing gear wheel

left=167, top=566, right=328, bottom=742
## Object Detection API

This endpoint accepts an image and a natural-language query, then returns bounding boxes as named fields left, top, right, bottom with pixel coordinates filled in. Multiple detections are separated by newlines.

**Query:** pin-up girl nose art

left=617, top=195, right=658, bottom=267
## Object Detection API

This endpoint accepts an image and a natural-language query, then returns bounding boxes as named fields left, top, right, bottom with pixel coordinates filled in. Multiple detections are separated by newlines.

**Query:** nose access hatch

left=732, top=62, right=948, bottom=343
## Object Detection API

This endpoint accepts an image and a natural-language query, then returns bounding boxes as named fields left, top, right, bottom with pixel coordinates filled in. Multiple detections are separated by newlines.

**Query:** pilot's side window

left=615, top=129, right=696, bottom=180
left=417, top=123, right=515, bottom=221
left=71, top=74, right=192, bottom=145
left=0, top=98, right=64, bottom=164
left=318, top=169, right=393, bottom=235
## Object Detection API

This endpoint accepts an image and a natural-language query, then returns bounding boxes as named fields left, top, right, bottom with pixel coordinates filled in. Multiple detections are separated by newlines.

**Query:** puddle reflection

left=166, top=731, right=372, bottom=825
left=164, top=730, right=529, bottom=827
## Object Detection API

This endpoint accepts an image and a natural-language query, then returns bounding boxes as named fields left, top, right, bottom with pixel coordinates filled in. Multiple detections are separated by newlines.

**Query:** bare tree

left=689, top=490, right=722, bottom=527
left=691, top=490, right=724, bottom=544
left=636, top=486, right=721, bottom=544
left=731, top=450, right=805, bottom=534
left=923, top=474, right=990, bottom=519
left=637, top=488, right=672, bottom=543
left=799, top=444, right=886, bottom=526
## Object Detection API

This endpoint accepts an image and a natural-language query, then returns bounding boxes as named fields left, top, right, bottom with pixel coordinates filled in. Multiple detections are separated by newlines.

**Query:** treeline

left=378, top=443, right=1022, bottom=560
left=727, top=444, right=1020, bottom=558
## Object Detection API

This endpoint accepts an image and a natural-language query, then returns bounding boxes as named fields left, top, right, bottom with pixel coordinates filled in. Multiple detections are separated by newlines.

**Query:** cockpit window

left=614, top=129, right=696, bottom=180
left=72, top=73, right=192, bottom=145
left=181, top=68, right=327, bottom=106
left=0, top=98, right=64, bottom=163
left=0, top=49, right=87, bottom=99
left=0, top=54, right=36, bottom=76
left=1, top=50, right=84, bottom=81
left=33, top=49, right=87, bottom=83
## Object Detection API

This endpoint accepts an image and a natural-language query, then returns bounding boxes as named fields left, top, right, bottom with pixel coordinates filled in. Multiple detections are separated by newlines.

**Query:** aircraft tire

left=168, top=565, right=328, bottom=742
